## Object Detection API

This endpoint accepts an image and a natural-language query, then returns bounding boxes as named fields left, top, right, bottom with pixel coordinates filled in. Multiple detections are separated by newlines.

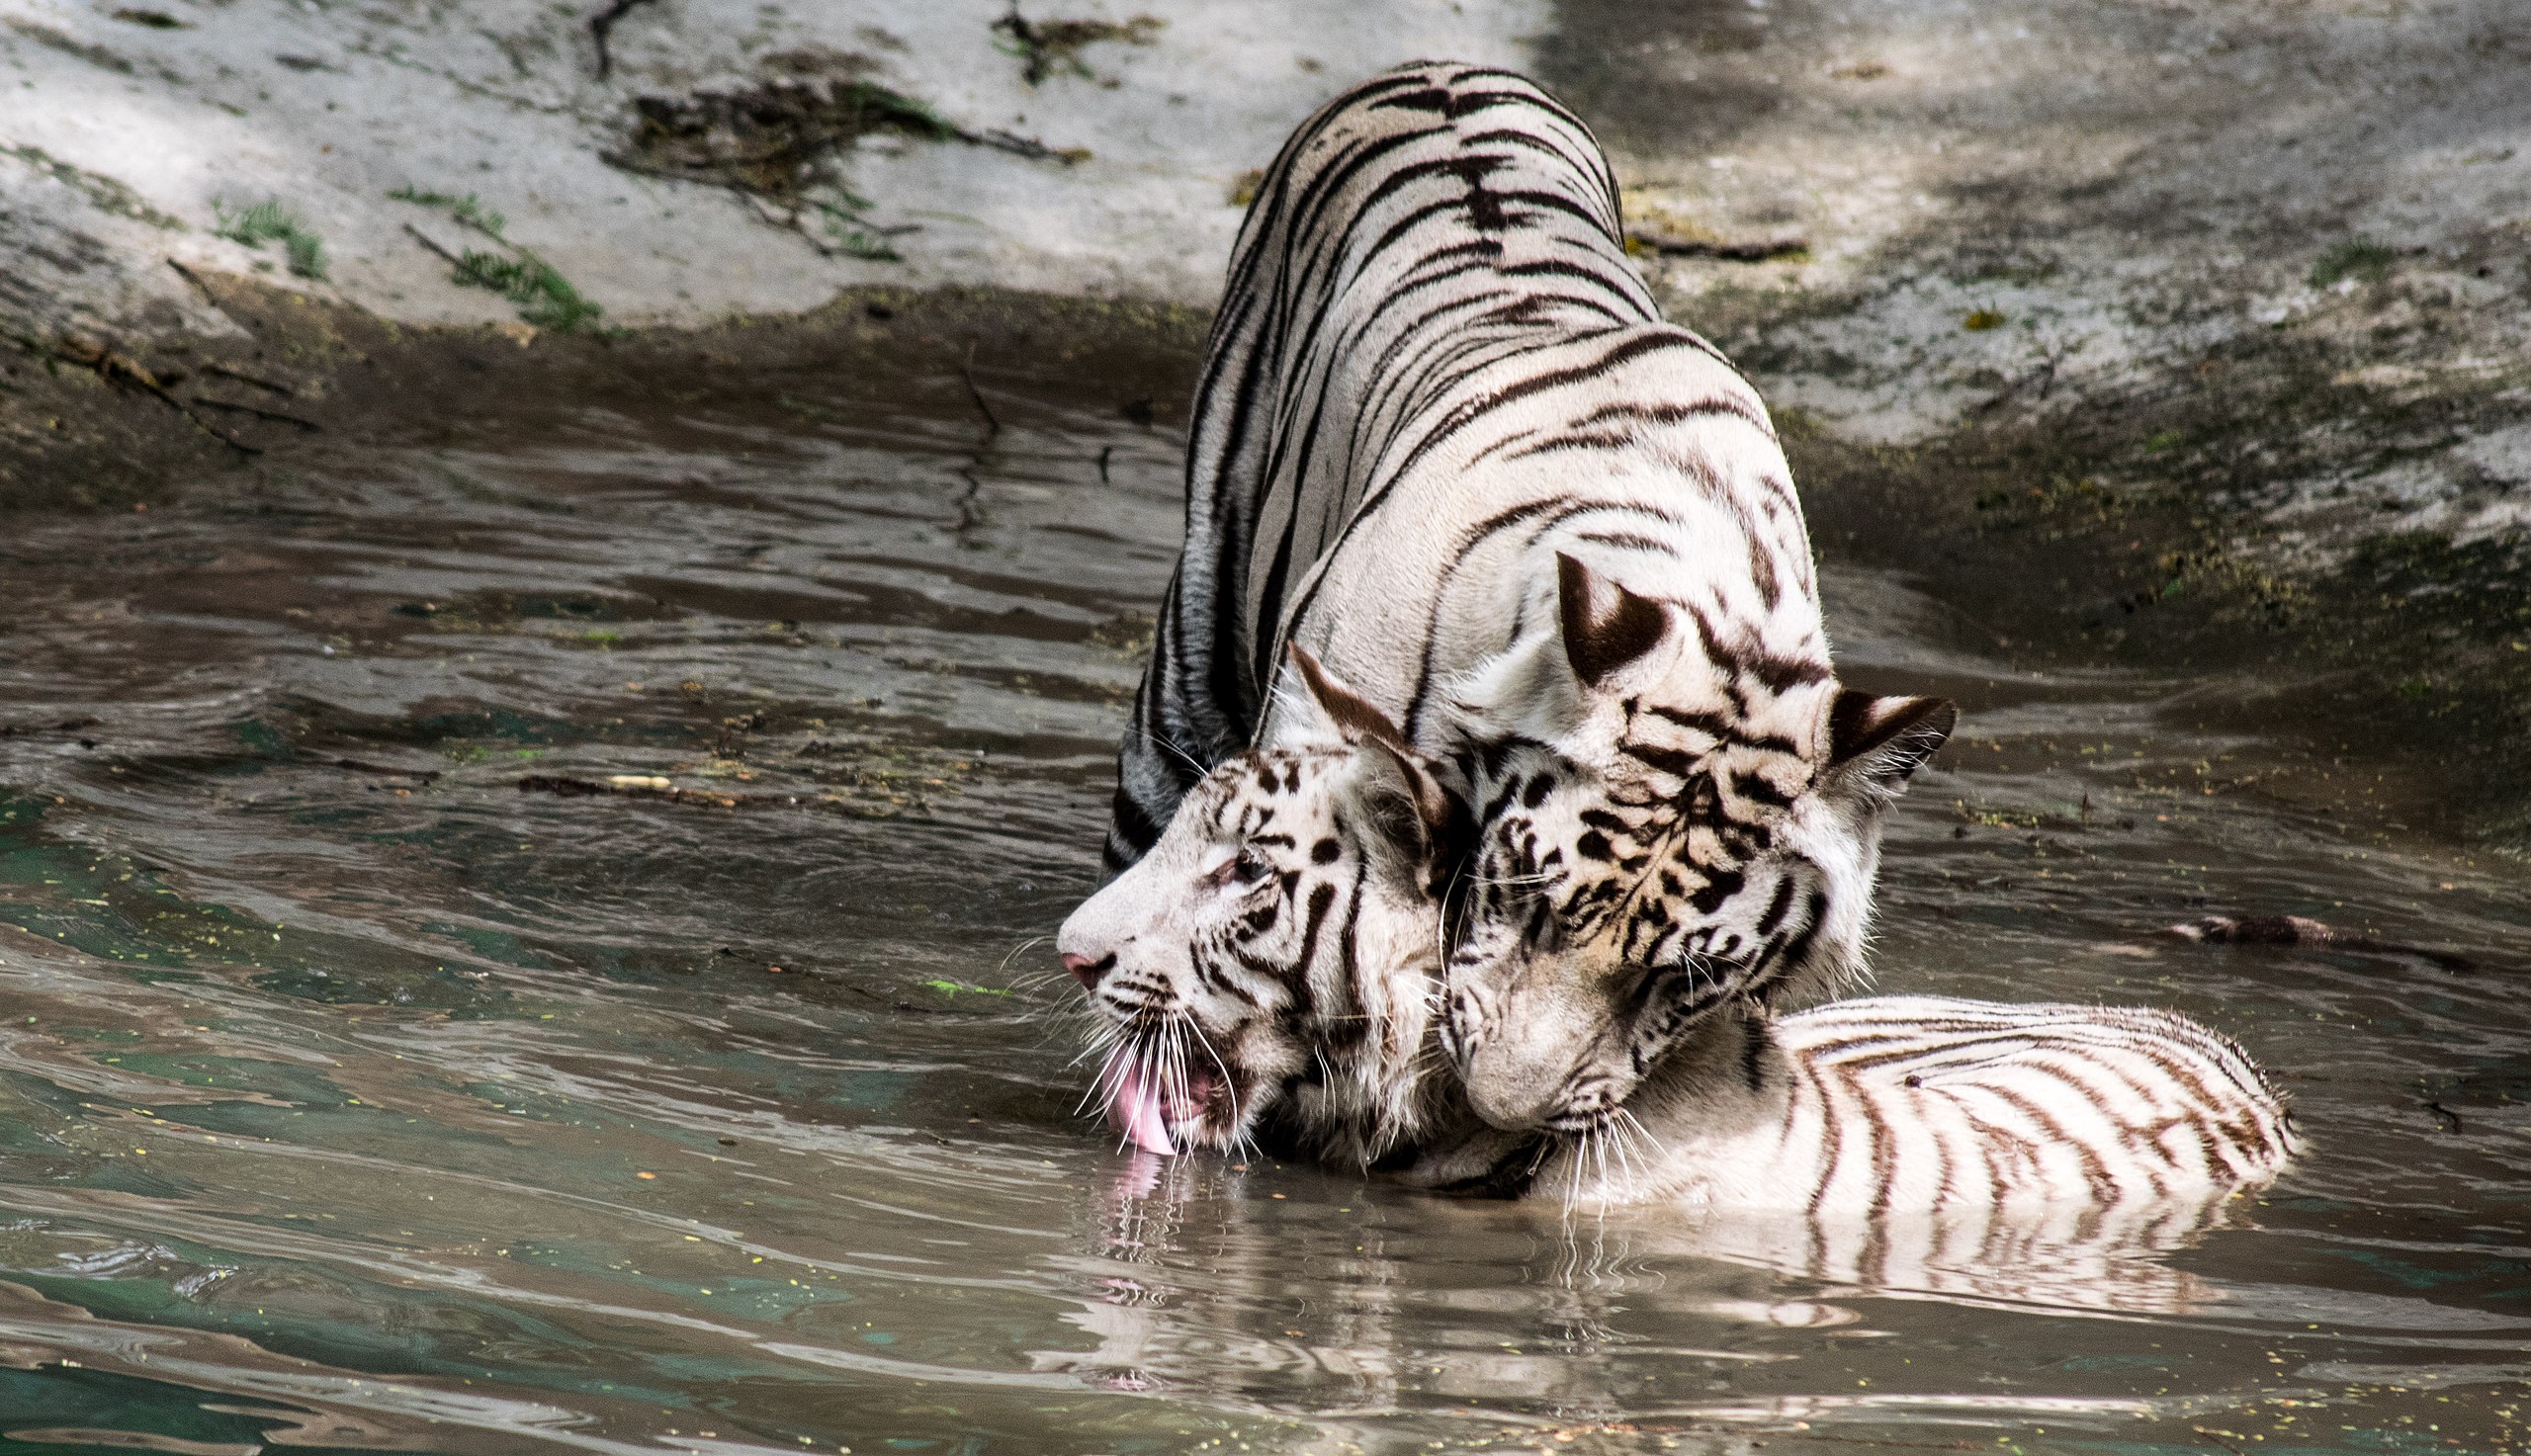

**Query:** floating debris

left=2165, top=913, right=2474, bottom=970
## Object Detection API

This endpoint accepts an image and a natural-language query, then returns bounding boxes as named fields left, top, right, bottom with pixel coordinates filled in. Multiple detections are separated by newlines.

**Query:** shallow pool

left=0, top=359, right=2524, bottom=1456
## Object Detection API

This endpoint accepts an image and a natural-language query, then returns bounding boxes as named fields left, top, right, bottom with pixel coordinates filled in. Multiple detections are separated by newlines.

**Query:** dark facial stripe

left=1683, top=601, right=1831, bottom=694
left=1642, top=705, right=1802, bottom=756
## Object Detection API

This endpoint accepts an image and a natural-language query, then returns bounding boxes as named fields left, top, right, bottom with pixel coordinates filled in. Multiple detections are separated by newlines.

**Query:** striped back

left=1107, top=61, right=1660, bottom=869
left=1543, top=995, right=2298, bottom=1215
left=1101, top=61, right=1965, bottom=1153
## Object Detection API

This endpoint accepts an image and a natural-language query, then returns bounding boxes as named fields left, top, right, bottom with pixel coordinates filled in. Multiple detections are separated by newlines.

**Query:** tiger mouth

left=1096, top=1045, right=1229, bottom=1156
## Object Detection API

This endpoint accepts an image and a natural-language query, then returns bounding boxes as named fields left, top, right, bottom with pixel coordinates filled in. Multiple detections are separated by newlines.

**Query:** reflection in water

left=1059, top=1146, right=2242, bottom=1431
left=0, top=363, right=2525, bottom=1453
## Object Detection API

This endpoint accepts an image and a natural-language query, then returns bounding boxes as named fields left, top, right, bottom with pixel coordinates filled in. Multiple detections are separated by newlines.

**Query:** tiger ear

left=1287, top=642, right=1411, bottom=754
left=1557, top=553, right=1669, bottom=687
left=1288, top=643, right=1464, bottom=860
left=1825, top=689, right=1957, bottom=789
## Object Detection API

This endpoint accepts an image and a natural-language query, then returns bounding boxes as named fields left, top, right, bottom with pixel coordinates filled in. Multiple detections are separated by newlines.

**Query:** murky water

left=1, top=360, right=2526, bottom=1456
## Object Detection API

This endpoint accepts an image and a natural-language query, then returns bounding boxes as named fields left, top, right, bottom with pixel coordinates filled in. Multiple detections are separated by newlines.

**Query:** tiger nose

left=1064, top=953, right=1110, bottom=987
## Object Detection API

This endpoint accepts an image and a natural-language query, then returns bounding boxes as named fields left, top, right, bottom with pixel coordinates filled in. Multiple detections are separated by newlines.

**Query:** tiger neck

left=1540, top=1002, right=1794, bottom=1202
left=1364, top=1005, right=1792, bottom=1199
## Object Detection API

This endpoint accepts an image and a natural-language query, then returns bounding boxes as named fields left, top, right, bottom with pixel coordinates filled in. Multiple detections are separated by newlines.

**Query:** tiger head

left=1054, top=657, right=1469, bottom=1164
left=1432, top=554, right=1954, bottom=1135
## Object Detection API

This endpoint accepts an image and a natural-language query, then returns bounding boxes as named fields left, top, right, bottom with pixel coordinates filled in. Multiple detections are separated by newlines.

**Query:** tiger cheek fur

left=1058, top=743, right=1456, bottom=1162
left=1437, top=603, right=1956, bottom=1134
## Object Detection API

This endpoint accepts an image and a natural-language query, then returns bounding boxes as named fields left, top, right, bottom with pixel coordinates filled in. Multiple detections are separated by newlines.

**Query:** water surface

left=0, top=362, right=2525, bottom=1456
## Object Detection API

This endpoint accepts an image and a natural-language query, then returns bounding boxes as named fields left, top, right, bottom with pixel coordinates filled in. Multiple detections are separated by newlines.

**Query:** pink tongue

left=1106, top=1063, right=1178, bottom=1156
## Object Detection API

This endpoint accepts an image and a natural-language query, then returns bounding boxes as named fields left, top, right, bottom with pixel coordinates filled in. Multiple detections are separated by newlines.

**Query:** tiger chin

left=1060, top=647, right=2298, bottom=1214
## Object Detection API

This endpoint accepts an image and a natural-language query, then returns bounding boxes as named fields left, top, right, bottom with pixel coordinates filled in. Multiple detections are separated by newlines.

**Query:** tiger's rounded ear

left=1557, top=553, right=1669, bottom=687
left=1825, top=690, right=1957, bottom=789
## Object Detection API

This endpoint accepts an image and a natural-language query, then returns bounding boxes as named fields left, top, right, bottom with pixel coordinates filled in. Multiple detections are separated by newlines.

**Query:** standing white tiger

left=1061, top=60, right=2296, bottom=1220
left=1098, top=60, right=1956, bottom=1144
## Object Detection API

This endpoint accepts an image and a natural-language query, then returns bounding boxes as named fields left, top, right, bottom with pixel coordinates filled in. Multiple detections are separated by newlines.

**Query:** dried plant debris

left=1618, top=194, right=1804, bottom=263
left=607, top=50, right=1085, bottom=259
left=5, top=17, right=133, bottom=74
left=390, top=187, right=604, bottom=332
left=2, top=144, right=183, bottom=230
left=214, top=198, right=328, bottom=280
left=1623, top=225, right=1808, bottom=263
left=990, top=8, right=1163, bottom=86
left=586, top=0, right=657, bottom=81
left=1, top=329, right=259, bottom=454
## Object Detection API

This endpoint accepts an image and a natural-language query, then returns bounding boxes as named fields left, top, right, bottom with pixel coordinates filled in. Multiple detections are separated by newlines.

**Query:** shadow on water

left=0, top=357, right=2527, bottom=1455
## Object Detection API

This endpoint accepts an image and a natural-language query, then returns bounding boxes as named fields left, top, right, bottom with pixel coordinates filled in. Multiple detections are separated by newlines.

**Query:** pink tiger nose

left=1064, top=953, right=1108, bottom=987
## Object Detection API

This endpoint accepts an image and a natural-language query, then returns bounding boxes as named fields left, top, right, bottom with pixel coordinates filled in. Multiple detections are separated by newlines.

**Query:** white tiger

left=1098, top=60, right=1957, bottom=1144
left=1058, top=689, right=2296, bottom=1215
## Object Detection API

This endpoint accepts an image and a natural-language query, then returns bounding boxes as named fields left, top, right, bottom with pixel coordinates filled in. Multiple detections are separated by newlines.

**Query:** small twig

left=402, top=221, right=465, bottom=267
left=950, top=468, right=986, bottom=535
left=0, top=718, right=101, bottom=738
left=975, top=127, right=1089, bottom=164
left=1095, top=444, right=1111, bottom=482
left=1626, top=228, right=1808, bottom=262
left=191, top=396, right=322, bottom=432
left=1971, top=352, right=2063, bottom=417
left=959, top=346, right=1001, bottom=437
left=201, top=363, right=295, bottom=397
left=587, top=0, right=658, bottom=81
left=333, top=757, right=442, bottom=782
left=164, top=257, right=218, bottom=296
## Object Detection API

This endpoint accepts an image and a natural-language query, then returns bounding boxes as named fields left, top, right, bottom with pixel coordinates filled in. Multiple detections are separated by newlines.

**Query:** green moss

left=389, top=185, right=506, bottom=239
left=213, top=198, right=326, bottom=280
left=2311, top=238, right=2396, bottom=288
left=450, top=250, right=603, bottom=332
left=392, top=187, right=603, bottom=331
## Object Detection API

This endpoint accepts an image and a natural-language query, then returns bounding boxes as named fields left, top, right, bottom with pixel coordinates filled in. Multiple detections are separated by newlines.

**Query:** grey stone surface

left=4, top=0, right=2526, bottom=572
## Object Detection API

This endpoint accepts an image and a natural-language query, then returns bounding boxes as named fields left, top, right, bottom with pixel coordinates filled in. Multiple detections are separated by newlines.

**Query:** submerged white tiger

left=1062, top=60, right=2296, bottom=1212
left=1061, top=671, right=2296, bottom=1212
